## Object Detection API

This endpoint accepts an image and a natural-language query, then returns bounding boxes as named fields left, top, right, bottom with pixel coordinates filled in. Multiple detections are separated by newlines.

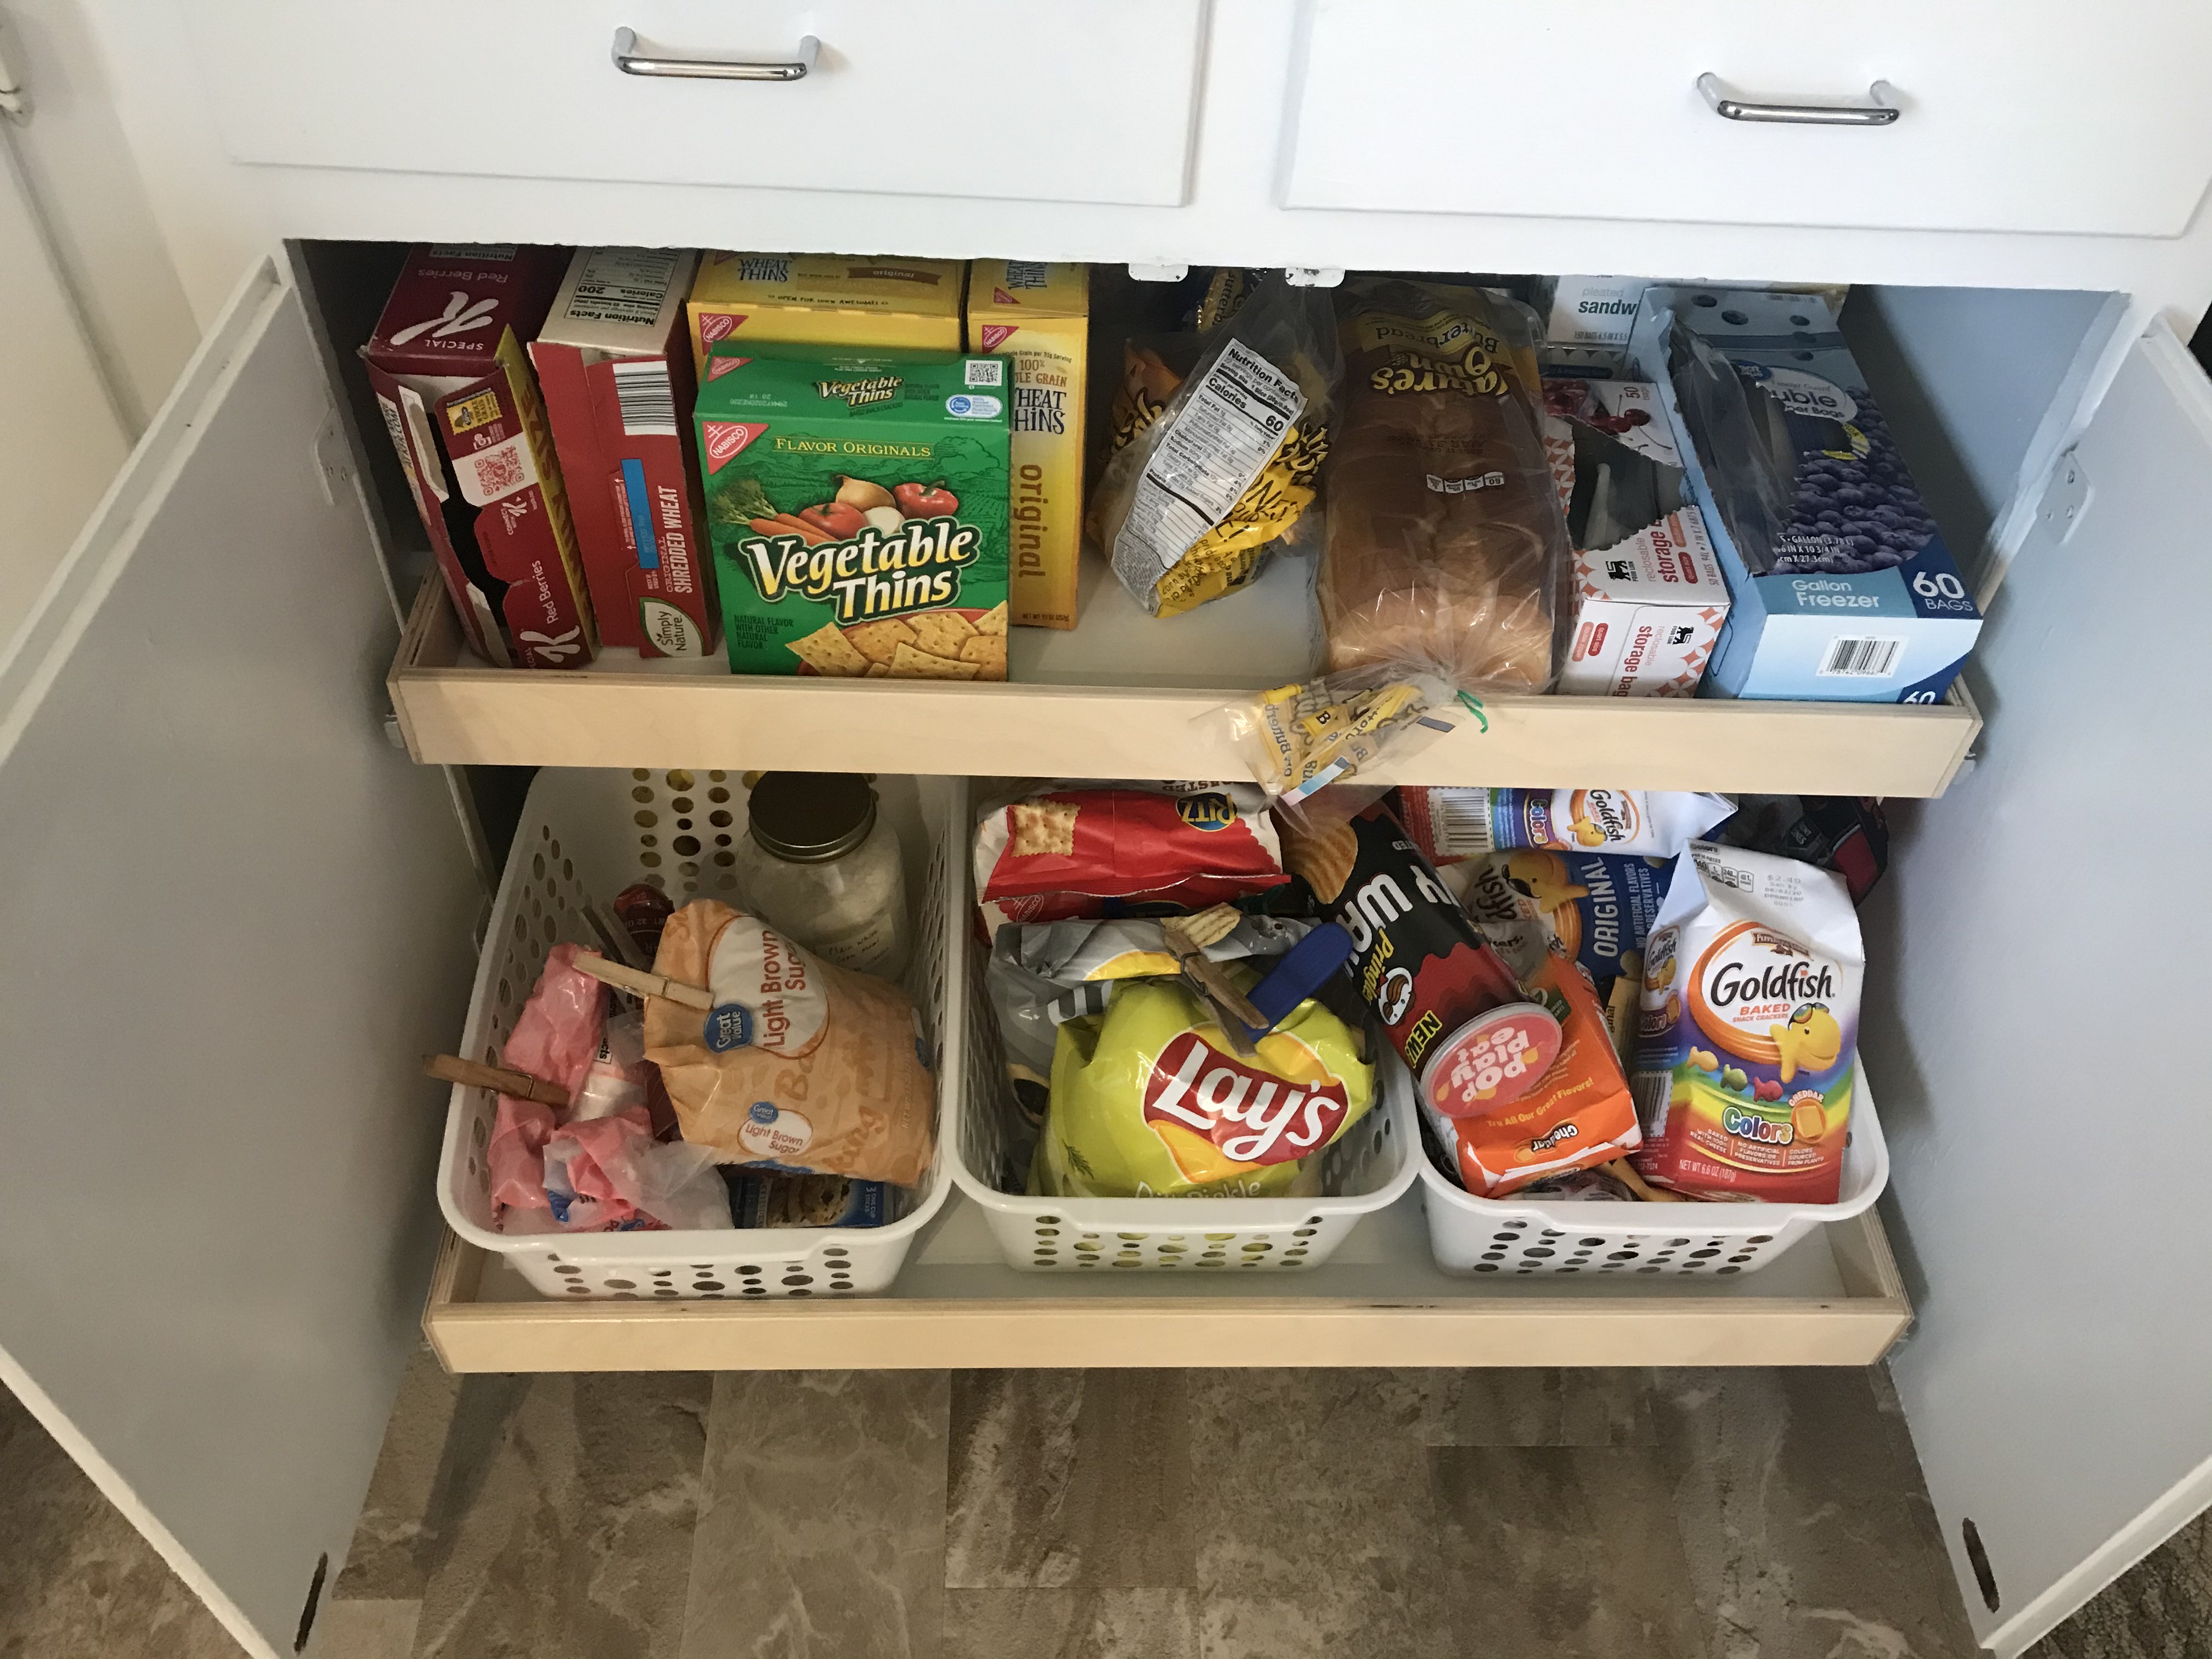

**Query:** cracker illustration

left=1008, top=799, right=1079, bottom=856
left=974, top=602, right=1008, bottom=637
left=865, top=663, right=893, bottom=678
left=957, top=634, right=1008, bottom=680
left=910, top=610, right=978, bottom=659
left=786, top=622, right=870, bottom=678
left=889, top=642, right=981, bottom=680
left=844, top=618, right=919, bottom=666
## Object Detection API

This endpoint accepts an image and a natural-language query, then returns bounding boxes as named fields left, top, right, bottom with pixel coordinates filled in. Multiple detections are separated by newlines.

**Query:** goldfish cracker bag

left=1421, top=884, right=1643, bottom=1197
left=1632, top=843, right=1863, bottom=1203
left=1034, top=972, right=1374, bottom=1199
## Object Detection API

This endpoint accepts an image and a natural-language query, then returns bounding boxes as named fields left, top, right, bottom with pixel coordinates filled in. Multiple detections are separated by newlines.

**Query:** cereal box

left=686, top=253, right=964, bottom=374
left=966, top=261, right=1088, bottom=629
left=531, top=247, right=716, bottom=658
left=362, top=244, right=597, bottom=669
left=693, top=347, right=1011, bottom=680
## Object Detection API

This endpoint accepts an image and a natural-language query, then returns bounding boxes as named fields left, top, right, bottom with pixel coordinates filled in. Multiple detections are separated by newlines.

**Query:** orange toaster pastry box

left=967, top=261, right=1088, bottom=629
left=686, top=252, right=965, bottom=374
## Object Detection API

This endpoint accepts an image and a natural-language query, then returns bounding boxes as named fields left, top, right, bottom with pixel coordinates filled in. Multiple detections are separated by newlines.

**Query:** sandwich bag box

left=693, top=347, right=1012, bottom=681
left=531, top=247, right=717, bottom=658
left=1628, top=286, right=1982, bottom=703
left=967, top=260, right=1088, bottom=629
left=362, top=244, right=597, bottom=670
left=686, top=252, right=966, bottom=373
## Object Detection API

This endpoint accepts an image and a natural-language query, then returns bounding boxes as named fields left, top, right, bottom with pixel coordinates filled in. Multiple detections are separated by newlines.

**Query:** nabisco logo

left=1142, top=1031, right=1351, bottom=1167
left=699, top=312, right=743, bottom=345
left=707, top=356, right=751, bottom=381
left=701, top=421, right=769, bottom=473
left=979, top=324, right=1018, bottom=352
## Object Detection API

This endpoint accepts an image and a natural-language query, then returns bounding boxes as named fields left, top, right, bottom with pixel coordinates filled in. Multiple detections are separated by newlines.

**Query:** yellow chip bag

left=1032, top=971, right=1374, bottom=1199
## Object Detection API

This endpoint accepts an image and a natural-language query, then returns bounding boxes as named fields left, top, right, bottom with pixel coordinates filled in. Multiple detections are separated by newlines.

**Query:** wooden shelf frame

left=388, top=580, right=1981, bottom=794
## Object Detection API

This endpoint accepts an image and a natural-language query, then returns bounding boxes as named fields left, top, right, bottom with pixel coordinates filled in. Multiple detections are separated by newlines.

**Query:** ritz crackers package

left=362, top=244, right=597, bottom=670
left=693, top=348, right=1012, bottom=680
left=531, top=248, right=716, bottom=658
left=686, top=252, right=965, bottom=374
left=967, top=261, right=1088, bottom=629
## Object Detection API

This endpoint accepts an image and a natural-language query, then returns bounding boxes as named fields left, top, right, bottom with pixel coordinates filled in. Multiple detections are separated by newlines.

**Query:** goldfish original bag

left=1034, top=973, right=1374, bottom=1199
left=643, top=900, right=935, bottom=1187
left=1631, top=843, right=1862, bottom=1203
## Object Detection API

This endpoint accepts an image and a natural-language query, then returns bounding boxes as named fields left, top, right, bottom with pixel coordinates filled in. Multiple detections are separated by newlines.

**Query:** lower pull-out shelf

left=423, top=1188, right=1911, bottom=1373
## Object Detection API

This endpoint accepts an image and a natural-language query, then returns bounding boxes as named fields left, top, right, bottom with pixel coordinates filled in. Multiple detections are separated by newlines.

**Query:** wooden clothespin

left=571, top=950, right=714, bottom=1012
left=424, top=1054, right=570, bottom=1108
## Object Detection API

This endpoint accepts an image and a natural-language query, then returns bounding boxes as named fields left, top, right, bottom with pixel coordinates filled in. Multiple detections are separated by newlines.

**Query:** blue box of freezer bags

left=1626, top=287, right=1982, bottom=702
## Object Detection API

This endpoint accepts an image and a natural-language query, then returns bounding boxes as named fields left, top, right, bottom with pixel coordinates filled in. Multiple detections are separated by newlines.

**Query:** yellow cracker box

left=687, top=252, right=965, bottom=374
left=967, top=261, right=1088, bottom=629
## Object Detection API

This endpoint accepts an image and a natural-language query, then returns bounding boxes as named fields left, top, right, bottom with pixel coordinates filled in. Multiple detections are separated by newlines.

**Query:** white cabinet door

left=1863, top=323, right=2212, bottom=1656
left=178, top=0, right=1207, bottom=208
left=0, top=259, right=482, bottom=1659
left=1282, top=0, right=2212, bottom=237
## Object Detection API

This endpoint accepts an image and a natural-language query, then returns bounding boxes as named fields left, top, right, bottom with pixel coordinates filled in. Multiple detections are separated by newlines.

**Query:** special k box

left=967, top=260, right=1087, bottom=629
left=362, top=244, right=597, bottom=670
left=531, top=248, right=716, bottom=658
left=686, top=252, right=964, bottom=373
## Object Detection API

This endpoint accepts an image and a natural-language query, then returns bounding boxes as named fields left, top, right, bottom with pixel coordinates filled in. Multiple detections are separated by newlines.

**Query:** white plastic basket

left=1418, top=1074, right=1892, bottom=1278
left=945, top=786, right=1418, bottom=1272
left=434, top=768, right=961, bottom=1300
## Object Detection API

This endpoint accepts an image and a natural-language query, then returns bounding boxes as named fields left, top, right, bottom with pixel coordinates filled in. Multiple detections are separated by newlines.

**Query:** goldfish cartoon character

left=1771, top=1003, right=1843, bottom=1084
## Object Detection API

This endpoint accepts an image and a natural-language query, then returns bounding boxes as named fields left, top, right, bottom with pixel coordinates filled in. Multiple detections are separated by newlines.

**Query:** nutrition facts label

left=562, top=247, right=681, bottom=329
left=1111, top=338, right=1304, bottom=602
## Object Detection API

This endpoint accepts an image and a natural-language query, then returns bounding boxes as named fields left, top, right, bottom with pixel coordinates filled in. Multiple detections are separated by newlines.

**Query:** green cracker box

left=693, top=348, right=1012, bottom=680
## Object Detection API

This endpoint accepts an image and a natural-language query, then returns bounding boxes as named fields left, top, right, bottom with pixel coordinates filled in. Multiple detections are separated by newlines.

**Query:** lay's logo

left=1142, top=1031, right=1351, bottom=1168
left=701, top=421, right=769, bottom=473
left=1174, top=791, right=1237, bottom=832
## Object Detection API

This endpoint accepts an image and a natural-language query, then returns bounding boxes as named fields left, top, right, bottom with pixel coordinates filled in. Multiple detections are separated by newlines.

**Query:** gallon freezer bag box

left=531, top=247, right=717, bottom=658
left=362, top=244, right=599, bottom=670
left=1627, top=287, right=1982, bottom=702
left=693, top=347, right=1012, bottom=680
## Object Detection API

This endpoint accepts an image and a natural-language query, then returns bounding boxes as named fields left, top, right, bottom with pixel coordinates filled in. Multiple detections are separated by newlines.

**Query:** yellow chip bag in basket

left=1032, top=972, right=1374, bottom=1199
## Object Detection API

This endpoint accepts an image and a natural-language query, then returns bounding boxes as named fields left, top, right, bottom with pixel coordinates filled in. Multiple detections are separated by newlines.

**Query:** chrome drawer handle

left=1697, top=72, right=1900, bottom=126
left=611, top=26, right=821, bottom=82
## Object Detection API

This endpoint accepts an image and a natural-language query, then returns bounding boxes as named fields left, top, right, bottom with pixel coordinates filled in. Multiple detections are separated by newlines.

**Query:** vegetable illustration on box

left=693, top=348, right=1012, bottom=680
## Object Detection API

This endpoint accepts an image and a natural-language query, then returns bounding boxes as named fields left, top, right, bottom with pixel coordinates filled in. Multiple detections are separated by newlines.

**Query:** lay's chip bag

left=1033, top=970, right=1374, bottom=1199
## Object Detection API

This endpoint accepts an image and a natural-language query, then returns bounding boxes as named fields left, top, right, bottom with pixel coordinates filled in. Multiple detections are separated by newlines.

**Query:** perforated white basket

left=434, top=768, right=961, bottom=1300
left=1418, top=1073, right=1891, bottom=1278
left=945, top=783, right=1418, bottom=1272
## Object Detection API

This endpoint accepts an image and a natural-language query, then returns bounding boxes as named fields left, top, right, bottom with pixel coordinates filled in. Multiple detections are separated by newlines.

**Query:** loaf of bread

left=1320, top=280, right=1570, bottom=691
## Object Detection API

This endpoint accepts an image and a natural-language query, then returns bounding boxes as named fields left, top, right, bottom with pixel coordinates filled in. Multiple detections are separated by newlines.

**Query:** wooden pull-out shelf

left=424, top=1189, right=1911, bottom=1373
left=387, top=575, right=1980, bottom=795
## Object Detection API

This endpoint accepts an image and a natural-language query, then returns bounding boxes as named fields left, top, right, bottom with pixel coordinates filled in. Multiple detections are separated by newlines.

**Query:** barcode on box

left=964, top=359, right=1005, bottom=388
left=1432, top=791, right=1497, bottom=857
left=612, top=360, right=678, bottom=437
left=1005, top=261, right=1048, bottom=289
left=1818, top=636, right=1904, bottom=678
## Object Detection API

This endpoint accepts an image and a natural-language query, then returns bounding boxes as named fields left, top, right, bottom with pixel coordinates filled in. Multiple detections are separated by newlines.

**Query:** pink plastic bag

left=487, top=1097, right=557, bottom=1211
left=503, top=944, right=606, bottom=1103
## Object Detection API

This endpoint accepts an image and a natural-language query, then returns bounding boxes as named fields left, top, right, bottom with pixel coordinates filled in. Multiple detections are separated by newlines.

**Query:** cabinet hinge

left=1126, top=262, right=1189, bottom=284
left=2035, top=448, right=2091, bottom=545
left=1283, top=267, right=1345, bottom=288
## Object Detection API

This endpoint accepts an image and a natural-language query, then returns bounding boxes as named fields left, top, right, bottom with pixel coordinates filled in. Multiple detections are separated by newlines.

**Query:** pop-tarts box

left=1627, top=287, right=1981, bottom=703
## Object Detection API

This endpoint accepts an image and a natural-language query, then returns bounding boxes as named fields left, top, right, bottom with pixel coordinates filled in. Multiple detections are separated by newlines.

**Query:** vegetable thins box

left=693, top=347, right=1011, bottom=681
left=1628, top=287, right=1982, bottom=703
left=531, top=247, right=718, bottom=658
left=686, top=252, right=965, bottom=374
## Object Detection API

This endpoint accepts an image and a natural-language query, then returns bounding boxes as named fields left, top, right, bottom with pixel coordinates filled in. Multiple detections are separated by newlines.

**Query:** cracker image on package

left=693, top=348, right=1012, bottom=680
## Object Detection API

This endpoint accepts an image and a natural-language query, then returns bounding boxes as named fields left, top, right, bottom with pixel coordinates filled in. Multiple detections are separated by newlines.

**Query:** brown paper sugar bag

left=642, top=900, right=934, bottom=1187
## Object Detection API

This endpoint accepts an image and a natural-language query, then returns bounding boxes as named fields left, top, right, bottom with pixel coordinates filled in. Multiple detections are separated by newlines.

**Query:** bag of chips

left=1033, top=969, right=1374, bottom=1199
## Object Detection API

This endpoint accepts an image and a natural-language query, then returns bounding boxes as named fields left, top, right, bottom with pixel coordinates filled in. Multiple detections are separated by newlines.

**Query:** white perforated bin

left=946, top=782, right=1418, bottom=1271
left=435, top=768, right=961, bottom=1300
left=1418, top=1074, right=1891, bottom=1278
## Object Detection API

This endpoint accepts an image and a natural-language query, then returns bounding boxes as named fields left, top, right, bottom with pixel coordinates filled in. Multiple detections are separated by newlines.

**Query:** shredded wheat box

left=531, top=247, right=717, bottom=657
left=694, top=347, right=1011, bottom=681
left=686, top=252, right=965, bottom=374
left=966, top=260, right=1088, bottom=629
left=362, top=244, right=596, bottom=669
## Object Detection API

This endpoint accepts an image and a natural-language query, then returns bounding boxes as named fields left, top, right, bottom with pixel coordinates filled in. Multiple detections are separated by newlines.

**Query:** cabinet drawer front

left=184, top=1, right=1204, bottom=207
left=1283, top=0, right=2212, bottom=238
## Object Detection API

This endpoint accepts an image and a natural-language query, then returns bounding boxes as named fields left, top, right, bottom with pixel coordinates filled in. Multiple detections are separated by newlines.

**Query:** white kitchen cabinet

left=11, top=3, right=2212, bottom=1651
left=1280, top=0, right=2212, bottom=238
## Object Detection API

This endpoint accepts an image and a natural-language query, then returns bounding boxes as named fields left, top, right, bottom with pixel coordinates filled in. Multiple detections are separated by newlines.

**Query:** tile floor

left=0, top=1357, right=2199, bottom=1659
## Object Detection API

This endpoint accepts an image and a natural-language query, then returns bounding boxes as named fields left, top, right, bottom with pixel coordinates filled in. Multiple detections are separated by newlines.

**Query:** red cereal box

left=362, top=244, right=597, bottom=670
left=531, top=249, right=716, bottom=658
